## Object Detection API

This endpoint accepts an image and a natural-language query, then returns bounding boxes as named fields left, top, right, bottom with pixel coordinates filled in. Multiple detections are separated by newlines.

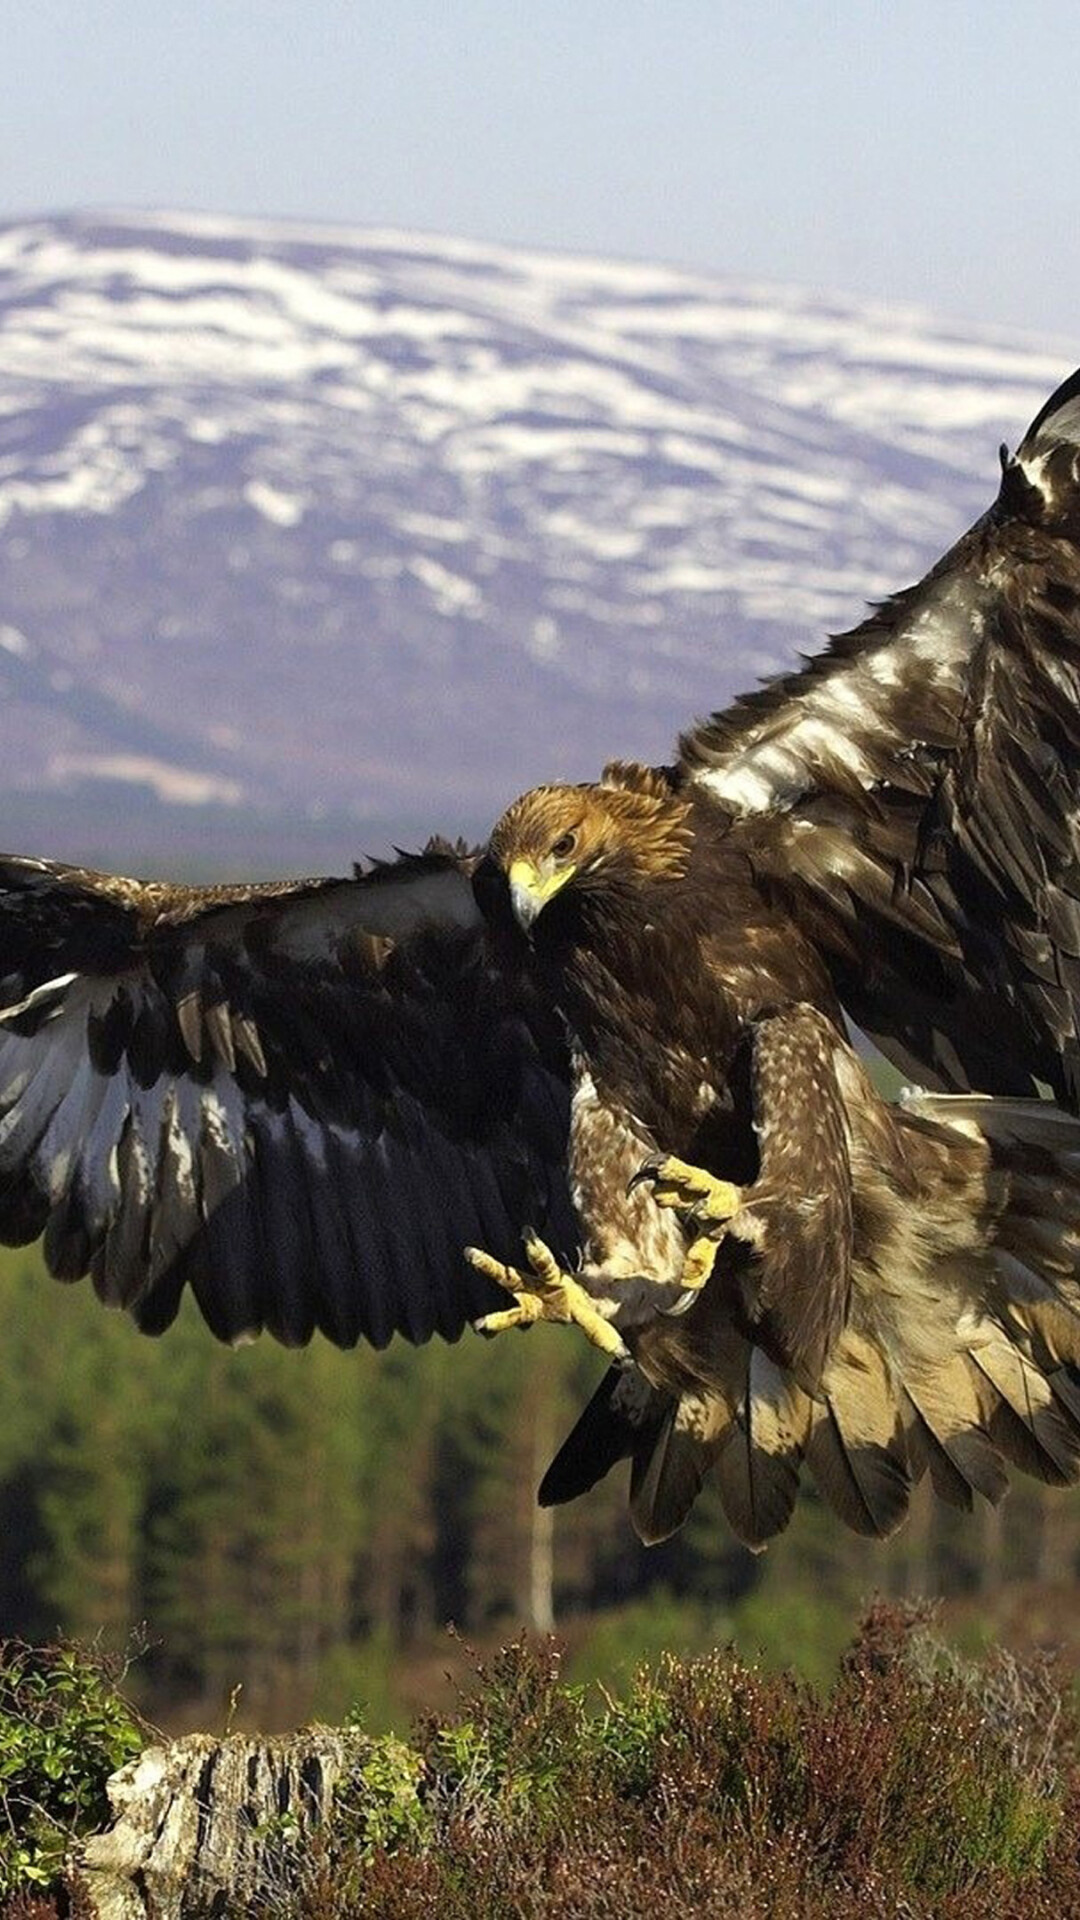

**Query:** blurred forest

left=3, top=1234, right=1079, bottom=1737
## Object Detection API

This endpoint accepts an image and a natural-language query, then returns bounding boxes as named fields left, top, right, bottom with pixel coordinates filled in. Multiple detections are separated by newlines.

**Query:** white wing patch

left=701, top=722, right=877, bottom=813
left=692, top=574, right=981, bottom=816
left=38, top=1052, right=100, bottom=1203
left=0, top=1019, right=80, bottom=1158
left=0, top=972, right=79, bottom=1024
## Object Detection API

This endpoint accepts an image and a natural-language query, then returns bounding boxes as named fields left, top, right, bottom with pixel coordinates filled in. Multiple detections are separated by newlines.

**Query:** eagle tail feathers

left=629, top=1396, right=720, bottom=1546
left=806, top=1331, right=912, bottom=1539
left=902, top=1368, right=1010, bottom=1508
left=712, top=1348, right=809, bottom=1550
left=538, top=1365, right=666, bottom=1512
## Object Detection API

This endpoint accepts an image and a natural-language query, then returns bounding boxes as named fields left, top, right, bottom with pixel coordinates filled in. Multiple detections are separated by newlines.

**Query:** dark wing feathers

left=0, top=850, right=575, bottom=1350
left=681, top=366, right=1080, bottom=1105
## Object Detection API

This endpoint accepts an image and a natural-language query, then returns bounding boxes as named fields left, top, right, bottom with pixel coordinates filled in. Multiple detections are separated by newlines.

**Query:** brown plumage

left=7, top=370, right=1080, bottom=1549
left=482, top=774, right=1080, bottom=1548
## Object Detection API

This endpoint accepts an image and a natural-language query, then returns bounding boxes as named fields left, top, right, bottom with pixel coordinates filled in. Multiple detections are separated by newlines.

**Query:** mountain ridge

left=0, top=209, right=1073, bottom=868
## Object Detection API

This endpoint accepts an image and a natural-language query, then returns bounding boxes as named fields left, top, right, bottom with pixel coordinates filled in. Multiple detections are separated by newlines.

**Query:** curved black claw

left=627, top=1153, right=666, bottom=1198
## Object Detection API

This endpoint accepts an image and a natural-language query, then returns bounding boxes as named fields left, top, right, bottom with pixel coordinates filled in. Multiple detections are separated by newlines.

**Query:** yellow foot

left=629, top=1154, right=744, bottom=1308
left=467, top=1232, right=630, bottom=1362
left=631, top=1154, right=743, bottom=1224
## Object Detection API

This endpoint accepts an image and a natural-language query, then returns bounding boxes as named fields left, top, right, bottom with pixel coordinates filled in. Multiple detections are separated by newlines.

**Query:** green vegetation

left=3, top=1232, right=1080, bottom=1748
left=0, top=1638, right=145, bottom=1898
left=5, top=1609, right=1075, bottom=1915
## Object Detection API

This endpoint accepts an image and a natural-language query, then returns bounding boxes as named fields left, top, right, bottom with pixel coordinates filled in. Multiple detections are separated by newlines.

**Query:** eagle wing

left=0, top=849, right=575, bottom=1347
left=680, top=366, right=1080, bottom=1102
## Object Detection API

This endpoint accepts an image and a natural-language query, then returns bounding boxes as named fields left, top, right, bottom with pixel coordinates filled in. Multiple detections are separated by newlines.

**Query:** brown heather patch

left=285, top=1605, right=1079, bottom=1918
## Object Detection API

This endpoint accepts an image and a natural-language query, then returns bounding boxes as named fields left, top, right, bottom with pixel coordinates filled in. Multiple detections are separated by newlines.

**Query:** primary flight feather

left=6, top=368, right=1080, bottom=1549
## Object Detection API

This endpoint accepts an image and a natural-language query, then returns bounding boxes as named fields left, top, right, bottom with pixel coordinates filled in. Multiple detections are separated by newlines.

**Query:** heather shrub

left=300, top=1604, right=1078, bottom=1918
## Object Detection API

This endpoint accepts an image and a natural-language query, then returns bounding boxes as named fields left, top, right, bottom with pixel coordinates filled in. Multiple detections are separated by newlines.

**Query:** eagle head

left=482, top=776, right=692, bottom=935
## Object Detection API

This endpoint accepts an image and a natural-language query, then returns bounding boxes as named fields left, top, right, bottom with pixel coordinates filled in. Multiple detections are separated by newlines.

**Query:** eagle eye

left=551, top=830, right=578, bottom=860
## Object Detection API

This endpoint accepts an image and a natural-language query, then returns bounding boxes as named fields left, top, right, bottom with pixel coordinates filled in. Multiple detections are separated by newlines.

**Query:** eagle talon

left=472, top=1299, right=544, bottom=1337
left=626, top=1153, right=666, bottom=1198
left=466, top=1236, right=630, bottom=1362
left=631, top=1153, right=743, bottom=1228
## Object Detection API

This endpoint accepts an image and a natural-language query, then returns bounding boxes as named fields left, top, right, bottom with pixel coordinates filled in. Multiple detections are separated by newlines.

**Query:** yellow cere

left=508, top=859, right=576, bottom=904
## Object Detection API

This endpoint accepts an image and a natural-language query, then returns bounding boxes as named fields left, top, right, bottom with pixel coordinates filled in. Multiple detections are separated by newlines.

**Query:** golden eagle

left=4, top=368, right=1080, bottom=1551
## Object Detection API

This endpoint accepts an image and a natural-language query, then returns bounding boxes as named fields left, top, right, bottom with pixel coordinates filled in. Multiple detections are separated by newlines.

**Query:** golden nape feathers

left=486, top=776, right=694, bottom=896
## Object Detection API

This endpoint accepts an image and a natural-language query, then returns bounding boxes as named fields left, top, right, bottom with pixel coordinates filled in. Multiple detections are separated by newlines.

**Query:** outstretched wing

left=0, top=849, right=575, bottom=1347
left=681, top=366, right=1080, bottom=1103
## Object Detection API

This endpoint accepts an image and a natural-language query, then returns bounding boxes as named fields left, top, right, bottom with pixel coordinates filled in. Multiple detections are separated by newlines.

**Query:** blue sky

left=5, top=2, right=1080, bottom=335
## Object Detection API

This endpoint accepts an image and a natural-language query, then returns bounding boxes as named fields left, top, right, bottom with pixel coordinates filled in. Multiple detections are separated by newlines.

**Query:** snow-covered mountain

left=0, top=210, right=1074, bottom=868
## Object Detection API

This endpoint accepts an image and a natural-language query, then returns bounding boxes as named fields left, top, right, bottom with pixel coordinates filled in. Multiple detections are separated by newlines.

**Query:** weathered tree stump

left=75, top=1726, right=368, bottom=1918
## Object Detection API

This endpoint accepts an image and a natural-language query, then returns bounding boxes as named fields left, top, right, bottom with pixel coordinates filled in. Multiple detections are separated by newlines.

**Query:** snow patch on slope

left=0, top=208, right=1075, bottom=835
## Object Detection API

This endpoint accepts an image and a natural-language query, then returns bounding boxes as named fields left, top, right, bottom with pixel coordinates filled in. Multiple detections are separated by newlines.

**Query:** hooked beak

left=508, top=858, right=575, bottom=931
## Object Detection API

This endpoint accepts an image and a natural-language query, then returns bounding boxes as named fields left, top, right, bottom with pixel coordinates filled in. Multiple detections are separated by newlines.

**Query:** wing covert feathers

left=680, top=367, right=1080, bottom=1106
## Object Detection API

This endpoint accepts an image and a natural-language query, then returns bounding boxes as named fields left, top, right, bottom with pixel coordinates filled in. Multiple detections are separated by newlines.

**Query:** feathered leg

left=633, top=1005, right=854, bottom=1387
